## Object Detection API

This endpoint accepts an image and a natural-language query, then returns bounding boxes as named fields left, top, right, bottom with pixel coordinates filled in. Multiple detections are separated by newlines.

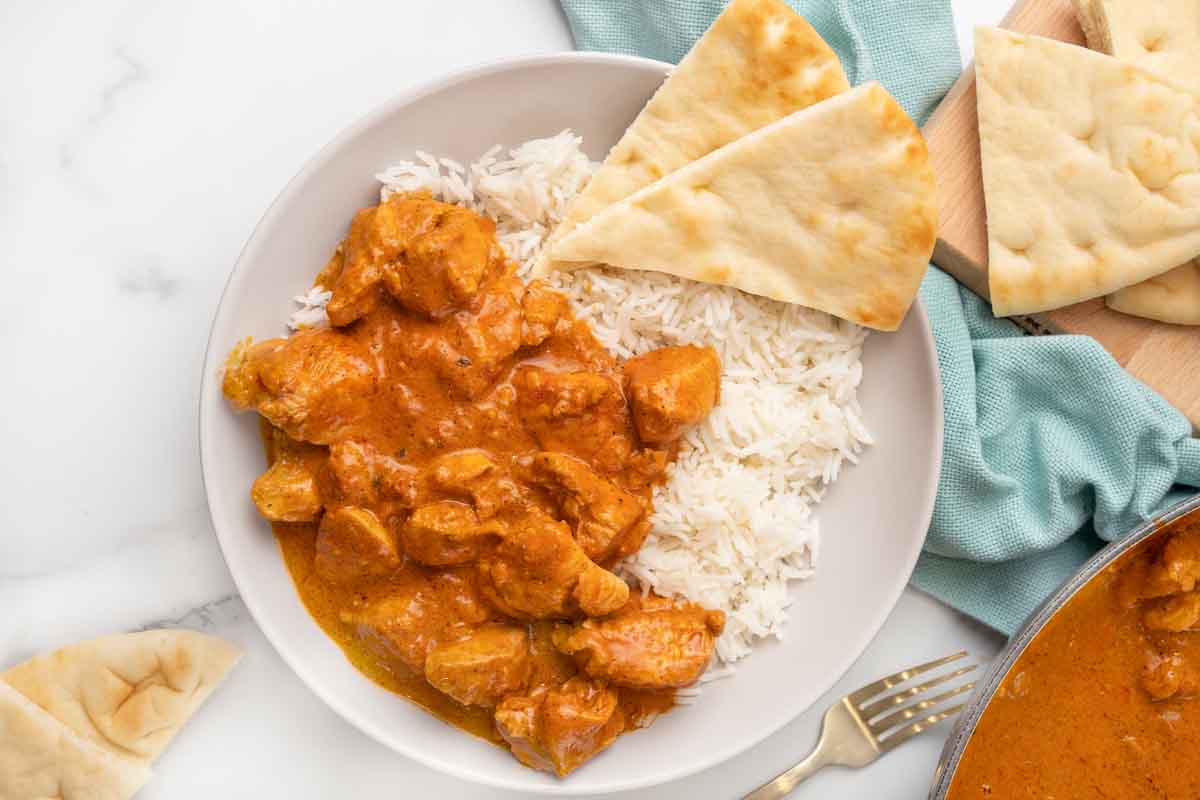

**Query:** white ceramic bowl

left=199, top=53, right=944, bottom=795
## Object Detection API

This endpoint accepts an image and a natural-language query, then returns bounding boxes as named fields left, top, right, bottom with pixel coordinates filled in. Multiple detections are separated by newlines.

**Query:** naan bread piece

left=1074, top=0, right=1200, bottom=92
left=975, top=26, right=1200, bottom=317
left=1072, top=0, right=1200, bottom=325
left=0, top=682, right=150, bottom=800
left=1106, top=263, right=1200, bottom=324
left=532, top=0, right=848, bottom=276
left=2, top=630, right=241, bottom=762
left=550, top=83, right=936, bottom=331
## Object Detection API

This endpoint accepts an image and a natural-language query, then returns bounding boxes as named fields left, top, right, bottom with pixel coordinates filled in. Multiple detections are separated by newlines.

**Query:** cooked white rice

left=294, top=131, right=872, bottom=665
left=287, top=286, right=333, bottom=331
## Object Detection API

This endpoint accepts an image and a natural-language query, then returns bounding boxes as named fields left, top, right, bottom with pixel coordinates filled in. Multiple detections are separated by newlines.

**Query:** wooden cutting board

left=922, top=0, right=1200, bottom=429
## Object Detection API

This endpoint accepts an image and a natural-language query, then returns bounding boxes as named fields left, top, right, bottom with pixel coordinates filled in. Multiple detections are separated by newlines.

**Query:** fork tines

left=848, top=650, right=978, bottom=752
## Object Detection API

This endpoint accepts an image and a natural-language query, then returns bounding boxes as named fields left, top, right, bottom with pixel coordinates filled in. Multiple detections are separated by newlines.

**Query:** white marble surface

left=1, top=1, right=1010, bottom=797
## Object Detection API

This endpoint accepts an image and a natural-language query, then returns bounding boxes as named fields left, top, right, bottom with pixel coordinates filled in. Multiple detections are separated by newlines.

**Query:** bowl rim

left=198, top=50, right=945, bottom=794
left=926, top=492, right=1200, bottom=799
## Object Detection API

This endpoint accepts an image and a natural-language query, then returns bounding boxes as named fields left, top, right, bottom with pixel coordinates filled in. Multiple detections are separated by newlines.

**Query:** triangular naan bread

left=0, top=681, right=150, bottom=800
left=1074, top=0, right=1200, bottom=92
left=549, top=82, right=936, bottom=331
left=1106, top=262, right=1200, bottom=324
left=533, top=0, right=848, bottom=275
left=1072, top=0, right=1200, bottom=325
left=2, top=630, right=241, bottom=763
left=975, top=26, right=1200, bottom=317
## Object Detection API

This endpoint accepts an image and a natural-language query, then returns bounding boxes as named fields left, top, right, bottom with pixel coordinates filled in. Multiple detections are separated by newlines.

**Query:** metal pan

left=927, top=492, right=1200, bottom=799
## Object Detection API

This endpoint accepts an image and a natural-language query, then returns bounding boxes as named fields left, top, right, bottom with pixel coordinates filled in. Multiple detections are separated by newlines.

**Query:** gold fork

left=744, top=651, right=978, bottom=800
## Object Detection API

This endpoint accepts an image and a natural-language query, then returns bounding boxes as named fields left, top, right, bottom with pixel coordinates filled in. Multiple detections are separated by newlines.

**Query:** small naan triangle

left=1074, top=0, right=1200, bottom=94
left=2, top=630, right=241, bottom=763
left=1108, top=262, right=1200, bottom=324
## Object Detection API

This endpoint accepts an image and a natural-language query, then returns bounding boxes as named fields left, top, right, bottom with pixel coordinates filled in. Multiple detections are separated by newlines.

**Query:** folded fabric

left=559, top=0, right=1200, bottom=636
left=560, top=0, right=960, bottom=124
left=912, top=270, right=1200, bottom=634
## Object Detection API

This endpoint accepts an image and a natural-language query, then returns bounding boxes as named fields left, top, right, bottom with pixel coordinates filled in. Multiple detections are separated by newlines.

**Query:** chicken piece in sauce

left=623, top=345, right=721, bottom=445
left=1116, top=524, right=1200, bottom=702
left=381, top=199, right=504, bottom=319
left=424, top=625, right=532, bottom=708
left=401, top=500, right=501, bottom=567
left=554, top=593, right=725, bottom=689
left=514, top=367, right=634, bottom=473
left=408, top=275, right=526, bottom=400
left=478, top=509, right=629, bottom=620
left=321, top=440, right=418, bottom=510
left=340, top=566, right=491, bottom=673
left=1143, top=639, right=1200, bottom=700
left=423, top=450, right=524, bottom=519
left=521, top=280, right=569, bottom=347
left=323, top=192, right=505, bottom=325
left=426, top=449, right=495, bottom=488
left=530, top=452, right=649, bottom=564
left=1119, top=527, right=1200, bottom=634
left=1143, top=532, right=1200, bottom=599
left=1143, top=591, right=1200, bottom=632
left=494, top=678, right=625, bottom=777
left=252, top=461, right=322, bottom=523
left=314, top=506, right=401, bottom=584
left=251, top=426, right=326, bottom=522
left=223, top=330, right=377, bottom=445
left=1120, top=528, right=1200, bottom=695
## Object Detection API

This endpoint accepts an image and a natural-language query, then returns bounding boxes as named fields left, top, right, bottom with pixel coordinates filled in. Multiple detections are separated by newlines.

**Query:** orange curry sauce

left=224, top=192, right=724, bottom=775
left=948, top=508, right=1200, bottom=798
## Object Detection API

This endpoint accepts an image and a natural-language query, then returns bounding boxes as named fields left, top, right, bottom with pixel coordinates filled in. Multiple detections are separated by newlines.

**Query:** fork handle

left=743, top=748, right=832, bottom=800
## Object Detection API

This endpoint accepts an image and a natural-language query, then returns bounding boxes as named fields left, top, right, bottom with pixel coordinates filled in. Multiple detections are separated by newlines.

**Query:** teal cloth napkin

left=560, top=0, right=1200, bottom=636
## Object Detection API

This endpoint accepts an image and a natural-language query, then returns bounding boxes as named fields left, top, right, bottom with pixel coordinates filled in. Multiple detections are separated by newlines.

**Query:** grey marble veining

left=58, top=47, right=150, bottom=176
left=137, top=593, right=243, bottom=632
left=117, top=262, right=180, bottom=300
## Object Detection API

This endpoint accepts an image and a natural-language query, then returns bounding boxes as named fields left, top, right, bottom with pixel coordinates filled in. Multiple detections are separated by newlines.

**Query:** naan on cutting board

left=1106, top=263, right=1200, bottom=324
left=0, top=681, right=150, bottom=800
left=1073, top=0, right=1200, bottom=325
left=1074, top=0, right=1200, bottom=92
left=2, top=630, right=241, bottom=763
left=975, top=26, right=1200, bottom=317
left=533, top=0, right=848, bottom=275
left=550, top=82, right=937, bottom=331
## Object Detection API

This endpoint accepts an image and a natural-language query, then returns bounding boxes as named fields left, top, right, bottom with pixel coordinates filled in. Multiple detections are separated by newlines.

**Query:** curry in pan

left=948, top=508, right=1200, bottom=798
left=222, top=192, right=725, bottom=775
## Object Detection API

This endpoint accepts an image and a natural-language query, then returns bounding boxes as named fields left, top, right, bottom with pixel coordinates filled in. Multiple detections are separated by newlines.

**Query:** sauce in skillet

left=947, top=507, right=1200, bottom=798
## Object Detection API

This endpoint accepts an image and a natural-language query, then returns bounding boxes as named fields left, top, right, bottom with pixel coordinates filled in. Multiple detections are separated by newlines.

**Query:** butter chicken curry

left=222, top=192, right=725, bottom=776
left=948, top=507, right=1200, bottom=798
